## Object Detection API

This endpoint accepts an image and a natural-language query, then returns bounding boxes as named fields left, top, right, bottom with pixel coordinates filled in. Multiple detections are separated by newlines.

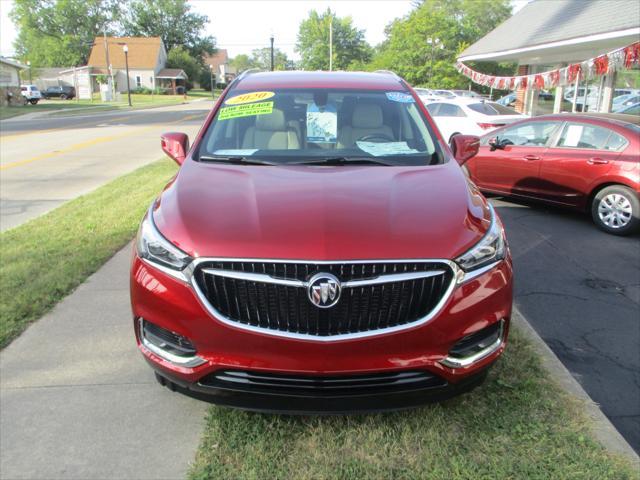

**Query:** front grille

left=193, top=260, right=454, bottom=337
left=199, top=369, right=446, bottom=396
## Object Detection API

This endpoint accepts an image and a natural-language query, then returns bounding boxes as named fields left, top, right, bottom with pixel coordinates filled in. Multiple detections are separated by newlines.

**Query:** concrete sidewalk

left=0, top=246, right=207, bottom=480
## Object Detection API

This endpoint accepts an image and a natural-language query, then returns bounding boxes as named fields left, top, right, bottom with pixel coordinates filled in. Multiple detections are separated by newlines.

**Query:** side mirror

left=451, top=134, right=480, bottom=165
left=161, top=132, right=189, bottom=165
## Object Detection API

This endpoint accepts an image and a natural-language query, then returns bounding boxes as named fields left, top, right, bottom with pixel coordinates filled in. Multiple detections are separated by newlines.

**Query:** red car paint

left=466, top=114, right=640, bottom=210
left=130, top=71, right=513, bottom=410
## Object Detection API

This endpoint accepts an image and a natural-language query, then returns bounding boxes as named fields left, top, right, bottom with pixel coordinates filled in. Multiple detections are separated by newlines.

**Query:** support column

left=514, top=64, right=528, bottom=113
left=599, top=71, right=616, bottom=113
left=553, top=86, right=565, bottom=113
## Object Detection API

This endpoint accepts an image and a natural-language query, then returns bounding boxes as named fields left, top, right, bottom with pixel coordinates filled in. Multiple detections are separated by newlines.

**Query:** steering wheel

left=358, top=133, right=394, bottom=143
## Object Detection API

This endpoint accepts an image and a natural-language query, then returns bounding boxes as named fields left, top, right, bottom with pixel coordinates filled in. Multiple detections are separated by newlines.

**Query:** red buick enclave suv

left=130, top=71, right=513, bottom=412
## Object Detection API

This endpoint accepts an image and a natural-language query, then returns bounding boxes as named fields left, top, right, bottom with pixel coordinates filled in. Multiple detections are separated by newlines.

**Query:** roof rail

left=227, top=68, right=261, bottom=90
left=374, top=69, right=401, bottom=79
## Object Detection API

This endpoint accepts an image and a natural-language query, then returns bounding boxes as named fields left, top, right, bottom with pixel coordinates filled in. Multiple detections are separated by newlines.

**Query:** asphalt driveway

left=492, top=197, right=640, bottom=453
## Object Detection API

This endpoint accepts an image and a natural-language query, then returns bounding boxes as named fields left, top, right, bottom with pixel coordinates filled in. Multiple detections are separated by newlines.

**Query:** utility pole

left=26, top=61, right=32, bottom=83
left=123, top=44, right=132, bottom=106
left=270, top=35, right=274, bottom=71
left=329, top=16, right=333, bottom=71
left=209, top=64, right=214, bottom=100
left=103, top=30, right=114, bottom=100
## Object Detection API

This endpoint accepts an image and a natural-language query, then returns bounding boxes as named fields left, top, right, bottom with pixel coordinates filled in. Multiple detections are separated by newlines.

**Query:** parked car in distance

left=465, top=113, right=640, bottom=235
left=616, top=103, right=640, bottom=115
left=614, top=88, right=639, bottom=98
left=20, top=84, right=42, bottom=104
left=496, top=92, right=516, bottom=107
left=451, top=89, right=483, bottom=98
left=413, top=87, right=441, bottom=103
left=131, top=70, right=513, bottom=413
left=612, top=94, right=639, bottom=112
left=41, top=85, right=76, bottom=100
left=425, top=97, right=527, bottom=141
left=433, top=89, right=457, bottom=99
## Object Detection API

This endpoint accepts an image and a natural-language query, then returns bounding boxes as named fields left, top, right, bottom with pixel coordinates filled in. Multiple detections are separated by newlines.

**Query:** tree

left=370, top=0, right=512, bottom=88
left=10, top=0, right=121, bottom=67
left=230, top=54, right=254, bottom=73
left=248, top=48, right=289, bottom=71
left=166, top=46, right=200, bottom=85
left=122, top=0, right=215, bottom=58
left=296, top=9, right=372, bottom=71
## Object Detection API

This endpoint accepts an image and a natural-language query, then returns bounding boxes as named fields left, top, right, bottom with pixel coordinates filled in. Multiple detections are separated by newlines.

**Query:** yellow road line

left=0, top=113, right=203, bottom=171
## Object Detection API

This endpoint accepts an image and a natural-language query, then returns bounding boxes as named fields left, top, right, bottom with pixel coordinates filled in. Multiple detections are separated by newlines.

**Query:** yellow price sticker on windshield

left=218, top=101, right=274, bottom=121
left=225, top=91, right=275, bottom=105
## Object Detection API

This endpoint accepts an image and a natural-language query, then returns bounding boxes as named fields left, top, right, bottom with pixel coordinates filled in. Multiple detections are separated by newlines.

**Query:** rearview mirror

left=451, top=135, right=480, bottom=165
left=161, top=132, right=189, bottom=165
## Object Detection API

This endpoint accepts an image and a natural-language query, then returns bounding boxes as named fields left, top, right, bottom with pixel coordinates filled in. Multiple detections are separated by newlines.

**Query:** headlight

left=455, top=205, right=506, bottom=272
left=136, top=207, right=192, bottom=271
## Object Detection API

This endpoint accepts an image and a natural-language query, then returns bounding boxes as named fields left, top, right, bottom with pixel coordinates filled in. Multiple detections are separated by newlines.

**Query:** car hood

left=153, top=160, right=491, bottom=260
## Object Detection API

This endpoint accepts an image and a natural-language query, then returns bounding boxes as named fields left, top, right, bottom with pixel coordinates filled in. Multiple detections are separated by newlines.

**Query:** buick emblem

left=307, top=273, right=341, bottom=308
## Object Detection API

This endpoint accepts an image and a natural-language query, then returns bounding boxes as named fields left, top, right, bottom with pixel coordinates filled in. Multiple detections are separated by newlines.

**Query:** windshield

left=197, top=88, right=444, bottom=166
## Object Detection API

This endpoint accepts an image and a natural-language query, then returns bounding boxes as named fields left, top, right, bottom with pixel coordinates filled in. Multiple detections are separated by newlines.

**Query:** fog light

left=441, top=320, right=504, bottom=369
left=138, top=318, right=206, bottom=368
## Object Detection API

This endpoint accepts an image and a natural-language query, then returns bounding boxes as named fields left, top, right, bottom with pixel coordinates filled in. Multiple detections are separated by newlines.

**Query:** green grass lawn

left=189, top=330, right=637, bottom=480
left=1, top=101, right=104, bottom=119
left=0, top=159, right=177, bottom=349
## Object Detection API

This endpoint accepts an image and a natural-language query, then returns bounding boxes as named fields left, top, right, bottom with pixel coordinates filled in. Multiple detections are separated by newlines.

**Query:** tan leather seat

left=242, top=108, right=300, bottom=150
left=338, top=104, right=394, bottom=148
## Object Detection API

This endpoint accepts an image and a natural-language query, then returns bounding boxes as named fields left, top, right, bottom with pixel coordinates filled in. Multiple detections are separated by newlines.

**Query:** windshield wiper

left=198, top=155, right=277, bottom=165
left=289, top=156, right=395, bottom=166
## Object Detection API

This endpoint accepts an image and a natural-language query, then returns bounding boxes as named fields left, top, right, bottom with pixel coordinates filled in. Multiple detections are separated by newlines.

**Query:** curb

left=512, top=307, right=640, bottom=467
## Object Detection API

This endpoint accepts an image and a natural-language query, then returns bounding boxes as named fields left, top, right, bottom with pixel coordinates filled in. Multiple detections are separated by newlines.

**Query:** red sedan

left=465, top=114, right=640, bottom=235
left=130, top=71, right=512, bottom=412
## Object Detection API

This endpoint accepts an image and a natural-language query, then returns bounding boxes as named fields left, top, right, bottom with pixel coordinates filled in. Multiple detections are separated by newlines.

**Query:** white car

left=612, top=93, right=640, bottom=112
left=20, top=85, right=42, bottom=105
left=424, top=98, right=528, bottom=142
left=413, top=88, right=442, bottom=103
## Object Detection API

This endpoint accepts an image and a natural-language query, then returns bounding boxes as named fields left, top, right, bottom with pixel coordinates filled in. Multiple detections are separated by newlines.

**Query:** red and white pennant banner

left=456, top=41, right=640, bottom=90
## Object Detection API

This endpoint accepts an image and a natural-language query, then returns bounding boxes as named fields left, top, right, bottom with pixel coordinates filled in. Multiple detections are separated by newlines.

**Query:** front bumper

left=131, top=252, right=513, bottom=411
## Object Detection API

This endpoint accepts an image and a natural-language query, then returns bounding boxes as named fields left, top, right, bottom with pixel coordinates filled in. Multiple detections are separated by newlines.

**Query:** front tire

left=591, top=185, right=639, bottom=235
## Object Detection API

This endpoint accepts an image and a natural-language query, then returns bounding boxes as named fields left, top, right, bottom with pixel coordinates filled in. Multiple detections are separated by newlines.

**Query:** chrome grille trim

left=188, top=258, right=461, bottom=342
left=200, top=267, right=447, bottom=289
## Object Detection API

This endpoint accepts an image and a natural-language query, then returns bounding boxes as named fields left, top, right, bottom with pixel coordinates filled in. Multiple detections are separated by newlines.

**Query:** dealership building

left=458, top=0, right=640, bottom=115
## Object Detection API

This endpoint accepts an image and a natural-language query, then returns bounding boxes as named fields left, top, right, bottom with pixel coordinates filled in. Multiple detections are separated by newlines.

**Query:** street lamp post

left=209, top=64, right=214, bottom=100
left=270, top=35, right=274, bottom=71
left=427, top=37, right=442, bottom=85
left=122, top=44, right=132, bottom=107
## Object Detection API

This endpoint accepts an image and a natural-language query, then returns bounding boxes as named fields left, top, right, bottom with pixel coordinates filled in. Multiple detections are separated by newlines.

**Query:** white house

left=86, top=36, right=187, bottom=94
left=0, top=57, right=27, bottom=106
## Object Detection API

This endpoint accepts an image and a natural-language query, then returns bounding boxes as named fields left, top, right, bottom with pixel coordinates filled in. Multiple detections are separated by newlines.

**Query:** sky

left=0, top=0, right=530, bottom=60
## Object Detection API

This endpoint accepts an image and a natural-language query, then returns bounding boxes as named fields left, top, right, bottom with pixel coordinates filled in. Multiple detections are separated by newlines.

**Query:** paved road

left=0, top=101, right=211, bottom=232
left=492, top=197, right=640, bottom=453
left=0, top=246, right=208, bottom=479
